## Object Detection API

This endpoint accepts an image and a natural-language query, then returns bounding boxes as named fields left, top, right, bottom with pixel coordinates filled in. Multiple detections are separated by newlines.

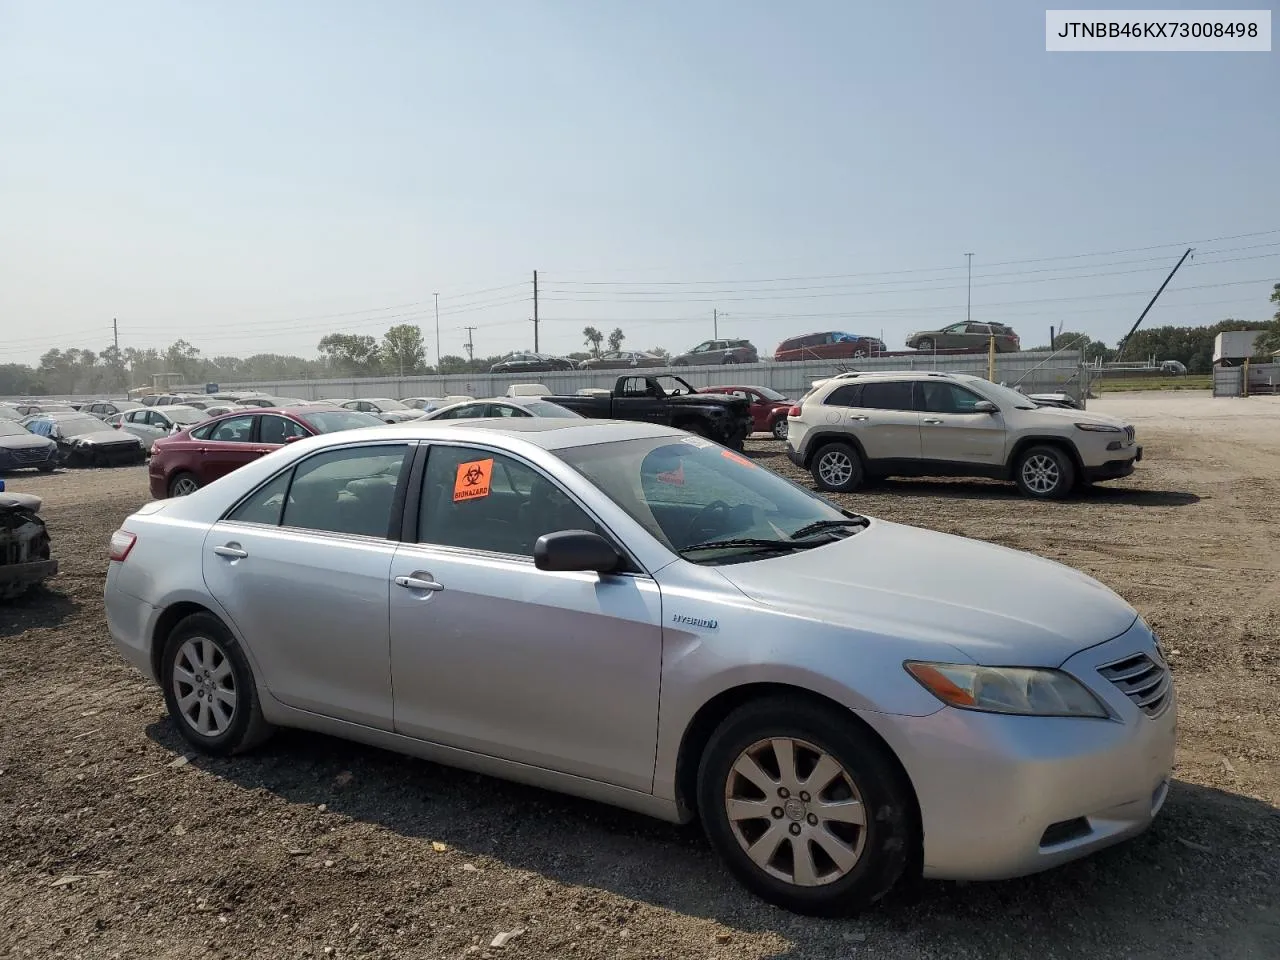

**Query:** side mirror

left=973, top=400, right=998, bottom=414
left=534, top=530, right=621, bottom=574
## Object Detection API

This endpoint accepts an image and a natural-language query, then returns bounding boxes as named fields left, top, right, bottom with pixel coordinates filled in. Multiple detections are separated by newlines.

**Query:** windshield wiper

left=678, top=538, right=813, bottom=556
left=789, top=517, right=868, bottom=540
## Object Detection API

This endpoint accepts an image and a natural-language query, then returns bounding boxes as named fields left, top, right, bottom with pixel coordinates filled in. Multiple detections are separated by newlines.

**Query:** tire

left=722, top=356, right=738, bottom=364
left=37, top=463, right=55, bottom=473
left=771, top=418, right=789, bottom=441
left=852, top=349, right=868, bottom=359
left=810, top=443, right=863, bottom=493
left=168, top=472, right=202, bottom=498
left=160, top=612, right=272, bottom=755
left=697, top=696, right=916, bottom=916
left=1014, top=444, right=1075, bottom=500
left=916, top=338, right=934, bottom=352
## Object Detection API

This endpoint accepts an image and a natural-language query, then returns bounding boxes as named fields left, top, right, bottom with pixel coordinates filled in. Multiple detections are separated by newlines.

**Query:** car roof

left=369, top=417, right=680, bottom=451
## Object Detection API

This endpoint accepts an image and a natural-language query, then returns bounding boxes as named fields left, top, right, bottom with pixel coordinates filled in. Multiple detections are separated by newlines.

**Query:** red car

left=773, top=331, right=887, bottom=362
left=699, top=385, right=793, bottom=440
left=148, top=406, right=383, bottom=499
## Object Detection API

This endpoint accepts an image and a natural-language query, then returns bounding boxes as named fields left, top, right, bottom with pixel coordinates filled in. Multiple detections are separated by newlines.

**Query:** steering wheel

left=683, top=499, right=733, bottom=545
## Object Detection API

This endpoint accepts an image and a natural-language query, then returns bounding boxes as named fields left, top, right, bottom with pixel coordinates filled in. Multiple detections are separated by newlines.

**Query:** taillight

left=788, top=405, right=802, bottom=418
left=109, top=529, right=137, bottom=562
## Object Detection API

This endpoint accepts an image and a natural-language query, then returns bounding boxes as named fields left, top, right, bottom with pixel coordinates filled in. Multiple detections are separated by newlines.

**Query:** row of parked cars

left=489, top=325, right=1023, bottom=374
left=102, top=363, right=1170, bottom=918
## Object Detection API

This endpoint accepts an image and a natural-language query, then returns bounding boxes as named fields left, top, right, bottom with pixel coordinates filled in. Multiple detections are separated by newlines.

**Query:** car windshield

left=371, top=398, right=408, bottom=410
left=0, top=421, right=30, bottom=437
left=560, top=436, right=865, bottom=563
left=976, top=381, right=1039, bottom=410
left=522, top=400, right=582, bottom=419
left=164, top=407, right=207, bottom=425
left=756, top=387, right=788, bottom=401
left=53, top=415, right=109, bottom=437
left=298, top=410, right=386, bottom=433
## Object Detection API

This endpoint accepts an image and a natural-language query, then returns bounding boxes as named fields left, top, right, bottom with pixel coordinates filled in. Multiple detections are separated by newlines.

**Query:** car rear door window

left=824, top=384, right=862, bottom=407
left=281, top=445, right=410, bottom=538
left=417, top=446, right=599, bottom=557
left=209, top=415, right=255, bottom=442
left=858, top=381, right=915, bottom=411
left=227, top=471, right=293, bottom=526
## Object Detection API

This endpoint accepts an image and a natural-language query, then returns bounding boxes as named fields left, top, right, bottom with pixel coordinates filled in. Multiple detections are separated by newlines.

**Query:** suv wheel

left=1014, top=445, right=1074, bottom=499
left=697, top=696, right=916, bottom=915
left=811, top=443, right=863, bottom=493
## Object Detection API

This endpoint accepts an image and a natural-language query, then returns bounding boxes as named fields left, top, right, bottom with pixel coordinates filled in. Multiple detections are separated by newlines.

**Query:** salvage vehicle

left=20, top=411, right=146, bottom=467
left=905, top=322, right=1020, bottom=353
left=105, top=419, right=1173, bottom=915
left=546, top=375, right=752, bottom=449
left=417, top=397, right=582, bottom=421
left=0, top=419, right=60, bottom=472
left=149, top=405, right=383, bottom=498
left=576, top=351, right=666, bottom=371
left=116, top=405, right=210, bottom=452
left=82, top=399, right=145, bottom=419
left=340, top=398, right=420, bottom=423
left=671, top=339, right=759, bottom=366
left=0, top=480, right=57, bottom=600
left=488, top=352, right=577, bottom=374
left=699, top=385, right=793, bottom=439
left=786, top=371, right=1139, bottom=499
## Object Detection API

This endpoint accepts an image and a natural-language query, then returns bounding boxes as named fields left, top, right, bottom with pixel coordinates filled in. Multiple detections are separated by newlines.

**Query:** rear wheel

left=811, top=443, right=863, bottom=493
left=1014, top=445, right=1074, bottom=499
left=160, top=612, right=272, bottom=755
left=697, top=697, right=915, bottom=915
left=168, top=472, right=202, bottom=497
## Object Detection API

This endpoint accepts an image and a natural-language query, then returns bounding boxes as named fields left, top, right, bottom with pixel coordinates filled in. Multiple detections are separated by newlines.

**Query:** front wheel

left=160, top=612, right=272, bottom=755
left=697, top=697, right=916, bottom=915
left=915, top=338, right=934, bottom=352
left=811, top=443, right=863, bottom=493
left=1014, top=445, right=1075, bottom=499
left=772, top=418, right=789, bottom=441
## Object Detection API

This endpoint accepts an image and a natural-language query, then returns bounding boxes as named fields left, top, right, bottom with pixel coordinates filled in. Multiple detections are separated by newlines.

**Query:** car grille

left=1098, top=652, right=1170, bottom=716
left=1124, top=426, right=1135, bottom=443
left=11, top=447, right=52, bottom=463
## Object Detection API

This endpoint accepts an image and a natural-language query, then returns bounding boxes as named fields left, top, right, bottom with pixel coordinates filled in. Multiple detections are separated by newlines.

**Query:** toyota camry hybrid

left=104, top=419, right=1174, bottom=915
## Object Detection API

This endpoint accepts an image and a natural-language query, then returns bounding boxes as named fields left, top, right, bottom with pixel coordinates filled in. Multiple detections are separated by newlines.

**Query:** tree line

left=4, top=285, right=1277, bottom=396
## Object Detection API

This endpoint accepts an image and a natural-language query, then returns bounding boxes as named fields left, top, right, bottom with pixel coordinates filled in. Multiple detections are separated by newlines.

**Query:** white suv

left=786, top=372, right=1141, bottom=499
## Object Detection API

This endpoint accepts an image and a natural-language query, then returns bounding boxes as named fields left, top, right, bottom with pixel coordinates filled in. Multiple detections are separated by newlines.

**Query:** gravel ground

left=1, top=391, right=1277, bottom=960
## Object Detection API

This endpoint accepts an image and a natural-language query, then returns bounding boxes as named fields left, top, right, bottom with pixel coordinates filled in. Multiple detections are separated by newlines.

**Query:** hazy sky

left=2, top=1, right=1277, bottom=366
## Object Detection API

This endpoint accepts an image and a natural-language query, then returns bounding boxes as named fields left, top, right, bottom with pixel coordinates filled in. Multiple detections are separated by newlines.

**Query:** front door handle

left=922, top=418, right=944, bottom=425
left=847, top=415, right=868, bottom=421
left=394, top=575, right=444, bottom=592
left=213, top=544, right=249, bottom=559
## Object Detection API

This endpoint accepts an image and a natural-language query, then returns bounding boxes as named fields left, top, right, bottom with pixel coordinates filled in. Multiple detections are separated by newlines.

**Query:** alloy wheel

left=172, top=636, right=237, bottom=737
left=172, top=476, right=200, bottom=496
left=724, top=737, right=867, bottom=887
left=772, top=420, right=789, bottom=440
left=1021, top=454, right=1060, bottom=494
left=817, top=451, right=853, bottom=487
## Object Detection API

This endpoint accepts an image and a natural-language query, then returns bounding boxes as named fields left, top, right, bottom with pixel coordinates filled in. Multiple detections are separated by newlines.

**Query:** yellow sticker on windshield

left=453, top=458, right=493, bottom=502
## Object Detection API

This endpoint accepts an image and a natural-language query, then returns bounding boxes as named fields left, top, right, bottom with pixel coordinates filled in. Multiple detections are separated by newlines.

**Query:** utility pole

left=532, top=270, right=540, bottom=352
left=433, top=292, right=441, bottom=372
left=1050, top=325, right=1055, bottom=350
left=965, top=253, right=974, bottom=323
left=113, top=318, right=122, bottom=391
left=1116, top=247, right=1193, bottom=359
left=464, top=326, right=476, bottom=361
left=713, top=308, right=718, bottom=339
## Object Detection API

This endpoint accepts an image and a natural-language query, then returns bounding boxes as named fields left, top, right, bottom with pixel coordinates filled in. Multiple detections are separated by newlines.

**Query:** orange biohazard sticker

left=656, top=462, right=685, bottom=486
left=453, top=458, right=494, bottom=502
left=722, top=450, right=754, bottom=469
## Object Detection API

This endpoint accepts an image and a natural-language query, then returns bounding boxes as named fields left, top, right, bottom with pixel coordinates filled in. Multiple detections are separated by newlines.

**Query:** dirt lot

left=2, top=391, right=1278, bottom=960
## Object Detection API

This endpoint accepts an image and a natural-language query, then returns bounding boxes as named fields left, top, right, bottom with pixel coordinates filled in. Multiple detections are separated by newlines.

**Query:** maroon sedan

left=148, top=406, right=383, bottom=499
left=699, top=385, right=793, bottom=440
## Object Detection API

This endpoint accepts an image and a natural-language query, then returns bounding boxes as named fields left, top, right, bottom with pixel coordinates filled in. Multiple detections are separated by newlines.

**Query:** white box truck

left=1213, top=330, right=1264, bottom=366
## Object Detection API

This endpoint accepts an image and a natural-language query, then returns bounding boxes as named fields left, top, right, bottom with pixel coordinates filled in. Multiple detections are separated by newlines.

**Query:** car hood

left=671, top=394, right=748, bottom=413
left=67, top=429, right=141, bottom=445
left=379, top=411, right=419, bottom=422
left=715, top=520, right=1136, bottom=667
left=0, top=433, right=56, bottom=450
left=1021, top=405, right=1128, bottom=428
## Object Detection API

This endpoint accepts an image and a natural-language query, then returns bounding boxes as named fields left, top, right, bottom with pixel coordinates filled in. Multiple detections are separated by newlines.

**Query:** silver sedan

left=104, top=420, right=1174, bottom=915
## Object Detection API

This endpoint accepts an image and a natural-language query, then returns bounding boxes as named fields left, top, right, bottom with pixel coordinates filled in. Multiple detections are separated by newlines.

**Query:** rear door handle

left=394, top=575, right=444, bottom=592
left=213, top=544, right=249, bottom=559
left=922, top=418, right=944, bottom=425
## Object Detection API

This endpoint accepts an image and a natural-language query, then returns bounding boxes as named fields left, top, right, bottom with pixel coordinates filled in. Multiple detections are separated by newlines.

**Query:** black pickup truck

left=547, top=375, right=753, bottom=449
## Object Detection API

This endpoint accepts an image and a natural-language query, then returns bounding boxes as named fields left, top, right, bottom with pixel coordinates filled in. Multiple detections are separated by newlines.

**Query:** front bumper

left=0, top=558, right=58, bottom=587
left=1085, top=446, right=1141, bottom=483
left=859, top=623, right=1176, bottom=881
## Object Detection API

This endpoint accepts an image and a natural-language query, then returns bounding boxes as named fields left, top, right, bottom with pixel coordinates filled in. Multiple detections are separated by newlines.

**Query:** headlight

left=1075, top=422, right=1122, bottom=433
left=904, top=661, right=1108, bottom=718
